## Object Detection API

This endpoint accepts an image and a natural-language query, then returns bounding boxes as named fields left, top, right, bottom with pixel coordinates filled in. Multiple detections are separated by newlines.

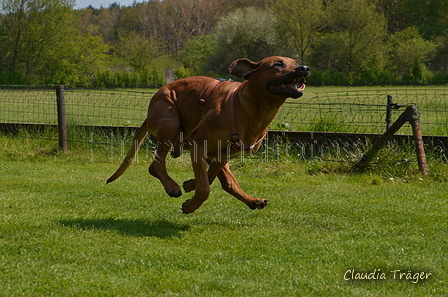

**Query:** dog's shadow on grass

left=59, top=218, right=190, bottom=238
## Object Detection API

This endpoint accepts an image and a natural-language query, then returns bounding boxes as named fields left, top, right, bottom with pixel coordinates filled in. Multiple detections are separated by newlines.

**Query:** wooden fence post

left=408, top=106, right=428, bottom=176
left=355, top=105, right=428, bottom=175
left=55, top=85, right=68, bottom=151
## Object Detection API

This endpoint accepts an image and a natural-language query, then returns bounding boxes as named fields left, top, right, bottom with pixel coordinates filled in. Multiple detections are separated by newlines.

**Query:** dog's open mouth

left=269, top=77, right=307, bottom=98
left=275, top=78, right=306, bottom=92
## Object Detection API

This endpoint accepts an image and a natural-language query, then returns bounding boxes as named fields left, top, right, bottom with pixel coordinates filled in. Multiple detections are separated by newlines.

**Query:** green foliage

left=174, top=65, right=194, bottom=80
left=431, top=34, right=448, bottom=72
left=309, top=69, right=351, bottom=86
left=44, top=33, right=110, bottom=85
left=379, top=0, right=448, bottom=38
left=0, top=19, right=9, bottom=68
left=0, top=70, right=29, bottom=84
left=274, top=0, right=324, bottom=65
left=358, top=58, right=398, bottom=86
left=1, top=0, right=77, bottom=83
left=92, top=68, right=166, bottom=88
left=1, top=0, right=448, bottom=86
left=214, top=7, right=277, bottom=64
left=388, top=27, right=437, bottom=84
left=116, top=31, right=166, bottom=72
left=311, top=0, right=387, bottom=75
left=177, top=35, right=217, bottom=77
left=404, top=61, right=433, bottom=85
left=0, top=0, right=112, bottom=86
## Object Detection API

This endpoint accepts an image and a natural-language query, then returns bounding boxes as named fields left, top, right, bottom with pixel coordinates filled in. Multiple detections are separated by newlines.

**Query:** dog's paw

left=181, top=199, right=195, bottom=214
left=248, top=199, right=268, bottom=210
left=182, top=179, right=196, bottom=193
left=167, top=188, right=182, bottom=198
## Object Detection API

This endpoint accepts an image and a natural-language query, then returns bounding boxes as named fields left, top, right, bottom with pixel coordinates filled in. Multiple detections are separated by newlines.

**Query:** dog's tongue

left=286, top=82, right=306, bottom=92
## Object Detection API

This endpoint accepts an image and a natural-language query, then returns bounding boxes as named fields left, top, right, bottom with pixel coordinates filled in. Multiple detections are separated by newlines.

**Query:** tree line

left=0, top=0, right=447, bottom=87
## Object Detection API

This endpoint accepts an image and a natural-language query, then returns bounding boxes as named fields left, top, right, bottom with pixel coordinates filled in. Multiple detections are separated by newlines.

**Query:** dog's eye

left=273, top=61, right=285, bottom=68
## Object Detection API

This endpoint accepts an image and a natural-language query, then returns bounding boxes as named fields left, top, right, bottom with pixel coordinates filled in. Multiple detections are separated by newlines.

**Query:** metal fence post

left=386, top=95, right=393, bottom=131
left=55, top=85, right=68, bottom=151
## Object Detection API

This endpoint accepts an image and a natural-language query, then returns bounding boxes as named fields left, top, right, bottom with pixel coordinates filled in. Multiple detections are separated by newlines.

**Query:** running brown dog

left=107, top=56, right=310, bottom=214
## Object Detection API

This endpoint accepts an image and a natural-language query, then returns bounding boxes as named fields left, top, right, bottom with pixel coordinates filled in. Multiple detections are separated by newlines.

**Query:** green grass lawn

left=0, top=137, right=447, bottom=296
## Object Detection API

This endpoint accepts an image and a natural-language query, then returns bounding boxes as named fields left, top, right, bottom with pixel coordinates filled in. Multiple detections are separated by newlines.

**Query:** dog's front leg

left=181, top=145, right=210, bottom=214
left=218, top=163, right=268, bottom=210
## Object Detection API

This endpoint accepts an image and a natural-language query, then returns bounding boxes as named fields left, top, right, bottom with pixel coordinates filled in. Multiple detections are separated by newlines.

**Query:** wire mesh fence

left=272, top=88, right=448, bottom=136
left=1, top=87, right=58, bottom=125
left=2, top=86, right=448, bottom=134
left=1, top=85, right=447, bottom=163
left=64, top=88, right=155, bottom=127
left=0, top=87, right=154, bottom=127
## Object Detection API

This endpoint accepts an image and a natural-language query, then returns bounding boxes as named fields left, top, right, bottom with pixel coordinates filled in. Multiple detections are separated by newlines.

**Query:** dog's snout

left=296, top=65, right=311, bottom=76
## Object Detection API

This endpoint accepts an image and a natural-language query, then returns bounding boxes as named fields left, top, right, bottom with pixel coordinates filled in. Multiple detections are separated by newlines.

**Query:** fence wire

left=273, top=88, right=448, bottom=136
left=1, top=86, right=447, bottom=143
left=1, top=87, right=57, bottom=125
left=64, top=88, right=153, bottom=127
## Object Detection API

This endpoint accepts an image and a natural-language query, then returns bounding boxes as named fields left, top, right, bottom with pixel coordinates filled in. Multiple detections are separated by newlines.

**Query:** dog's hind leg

left=147, top=95, right=183, bottom=198
left=149, top=140, right=183, bottom=197
left=217, top=163, right=268, bottom=210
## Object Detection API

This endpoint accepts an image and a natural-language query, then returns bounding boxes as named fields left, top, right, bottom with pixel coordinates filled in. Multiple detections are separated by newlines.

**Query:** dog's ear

left=228, top=58, right=259, bottom=79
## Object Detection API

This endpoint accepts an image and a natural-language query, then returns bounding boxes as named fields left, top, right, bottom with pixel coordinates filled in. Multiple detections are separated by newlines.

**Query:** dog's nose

left=297, top=65, right=311, bottom=76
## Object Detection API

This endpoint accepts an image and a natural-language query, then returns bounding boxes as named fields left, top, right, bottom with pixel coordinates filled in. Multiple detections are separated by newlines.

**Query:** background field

left=0, top=137, right=447, bottom=296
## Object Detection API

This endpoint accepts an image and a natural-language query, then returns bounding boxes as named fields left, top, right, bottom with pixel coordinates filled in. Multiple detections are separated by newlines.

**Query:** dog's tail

left=106, top=120, right=149, bottom=184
